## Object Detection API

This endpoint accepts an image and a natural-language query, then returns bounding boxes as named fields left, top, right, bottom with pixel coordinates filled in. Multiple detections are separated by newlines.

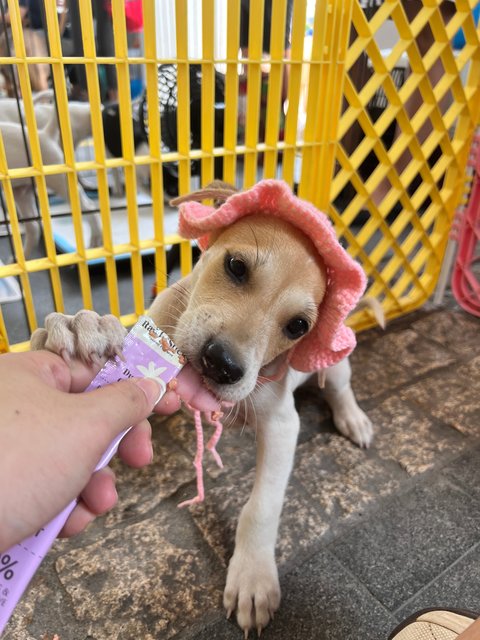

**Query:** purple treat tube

left=0, top=317, right=184, bottom=635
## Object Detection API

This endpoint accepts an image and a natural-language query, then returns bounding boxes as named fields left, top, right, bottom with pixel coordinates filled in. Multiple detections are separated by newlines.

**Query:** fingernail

left=134, top=378, right=163, bottom=407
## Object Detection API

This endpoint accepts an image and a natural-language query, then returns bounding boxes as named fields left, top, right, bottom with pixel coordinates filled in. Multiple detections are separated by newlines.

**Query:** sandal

left=389, top=608, right=480, bottom=640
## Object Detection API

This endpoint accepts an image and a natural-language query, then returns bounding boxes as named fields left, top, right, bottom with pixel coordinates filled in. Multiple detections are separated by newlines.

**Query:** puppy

left=0, top=101, right=101, bottom=258
left=31, top=180, right=373, bottom=635
left=0, top=94, right=94, bottom=149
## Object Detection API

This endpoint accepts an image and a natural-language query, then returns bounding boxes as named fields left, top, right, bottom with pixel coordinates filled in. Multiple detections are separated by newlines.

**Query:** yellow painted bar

left=0, top=306, right=10, bottom=353
left=263, top=0, right=287, bottom=178
left=175, top=0, right=193, bottom=277
left=143, top=0, right=167, bottom=295
left=7, top=0, right=64, bottom=314
left=0, top=132, right=38, bottom=332
left=175, top=0, right=191, bottom=196
left=298, top=0, right=327, bottom=201
left=309, top=0, right=337, bottom=207
left=201, top=0, right=215, bottom=188
left=43, top=0, right=93, bottom=310
left=180, top=239, right=193, bottom=278
left=312, top=0, right=355, bottom=211
left=111, top=0, right=144, bottom=318
left=243, top=0, right=264, bottom=188
left=78, top=0, right=120, bottom=317
left=223, top=0, right=241, bottom=184
left=282, top=0, right=307, bottom=187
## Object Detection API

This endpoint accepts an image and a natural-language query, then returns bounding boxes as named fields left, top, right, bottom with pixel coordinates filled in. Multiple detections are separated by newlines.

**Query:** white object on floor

left=0, top=259, right=22, bottom=303
left=50, top=195, right=180, bottom=265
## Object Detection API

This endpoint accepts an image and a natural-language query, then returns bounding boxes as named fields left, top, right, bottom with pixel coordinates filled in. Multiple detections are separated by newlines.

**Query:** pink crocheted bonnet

left=177, top=179, right=367, bottom=372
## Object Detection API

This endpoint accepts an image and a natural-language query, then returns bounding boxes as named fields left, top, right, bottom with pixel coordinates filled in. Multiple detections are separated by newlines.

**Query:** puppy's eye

left=284, top=317, right=309, bottom=340
left=225, top=255, right=248, bottom=283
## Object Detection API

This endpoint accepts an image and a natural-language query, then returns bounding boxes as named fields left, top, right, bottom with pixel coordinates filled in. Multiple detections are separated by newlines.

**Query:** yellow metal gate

left=0, top=0, right=479, bottom=351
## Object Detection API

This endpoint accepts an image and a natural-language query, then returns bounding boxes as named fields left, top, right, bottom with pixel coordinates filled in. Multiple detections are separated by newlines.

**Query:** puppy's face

left=173, top=215, right=327, bottom=403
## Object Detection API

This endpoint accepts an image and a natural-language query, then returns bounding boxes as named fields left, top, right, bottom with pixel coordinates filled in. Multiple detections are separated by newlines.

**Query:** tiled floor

left=3, top=298, right=480, bottom=640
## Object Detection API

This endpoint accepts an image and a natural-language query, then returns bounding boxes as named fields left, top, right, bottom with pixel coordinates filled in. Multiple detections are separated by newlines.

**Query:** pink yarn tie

left=177, top=409, right=224, bottom=508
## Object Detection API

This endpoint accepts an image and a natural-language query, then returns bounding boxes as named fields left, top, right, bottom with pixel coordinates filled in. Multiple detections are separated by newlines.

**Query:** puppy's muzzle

left=201, top=340, right=244, bottom=385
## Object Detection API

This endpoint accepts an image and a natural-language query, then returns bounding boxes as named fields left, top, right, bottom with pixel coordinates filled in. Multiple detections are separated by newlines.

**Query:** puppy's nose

left=201, top=340, right=244, bottom=385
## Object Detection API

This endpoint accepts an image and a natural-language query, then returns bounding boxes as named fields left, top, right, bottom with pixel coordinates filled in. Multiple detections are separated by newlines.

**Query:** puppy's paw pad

left=224, top=553, right=280, bottom=635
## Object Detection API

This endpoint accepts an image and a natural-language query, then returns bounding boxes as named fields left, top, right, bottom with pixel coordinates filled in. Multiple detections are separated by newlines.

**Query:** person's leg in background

left=66, top=0, right=88, bottom=100
left=93, top=0, right=117, bottom=103
left=23, top=26, right=49, bottom=91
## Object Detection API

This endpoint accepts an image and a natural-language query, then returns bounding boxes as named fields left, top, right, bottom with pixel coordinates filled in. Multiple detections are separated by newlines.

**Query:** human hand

left=0, top=350, right=219, bottom=551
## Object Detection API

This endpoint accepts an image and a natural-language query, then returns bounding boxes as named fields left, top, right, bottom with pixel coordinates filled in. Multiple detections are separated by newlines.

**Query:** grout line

left=392, top=540, right=480, bottom=617
left=322, top=548, right=402, bottom=623
left=325, top=444, right=480, bottom=552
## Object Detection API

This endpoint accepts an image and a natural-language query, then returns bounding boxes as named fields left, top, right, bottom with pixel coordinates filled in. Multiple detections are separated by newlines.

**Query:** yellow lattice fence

left=0, top=0, right=479, bottom=351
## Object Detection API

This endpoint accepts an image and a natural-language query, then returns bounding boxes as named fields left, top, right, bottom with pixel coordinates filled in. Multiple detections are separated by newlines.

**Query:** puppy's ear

left=259, top=352, right=290, bottom=382
left=170, top=181, right=237, bottom=209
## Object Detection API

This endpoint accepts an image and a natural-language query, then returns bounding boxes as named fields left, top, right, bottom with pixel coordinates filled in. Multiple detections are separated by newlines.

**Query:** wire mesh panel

left=0, top=0, right=479, bottom=352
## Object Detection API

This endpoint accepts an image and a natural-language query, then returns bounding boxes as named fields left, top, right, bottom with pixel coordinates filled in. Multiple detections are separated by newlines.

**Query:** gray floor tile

left=330, top=476, right=480, bottom=611
left=293, top=433, right=405, bottom=523
left=395, top=544, right=480, bottom=619
left=443, top=443, right=480, bottom=500
left=54, top=504, right=225, bottom=640
left=350, top=328, right=455, bottom=404
left=401, top=357, right=480, bottom=436
left=3, top=560, right=89, bottom=640
left=369, top=395, right=466, bottom=476
left=188, top=466, right=331, bottom=570
left=179, top=550, right=398, bottom=640
left=411, top=310, right=480, bottom=359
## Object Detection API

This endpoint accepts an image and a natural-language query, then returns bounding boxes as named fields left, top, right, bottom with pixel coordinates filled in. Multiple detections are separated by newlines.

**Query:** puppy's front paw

left=31, top=310, right=127, bottom=364
left=223, top=552, right=280, bottom=637
left=332, top=403, right=373, bottom=449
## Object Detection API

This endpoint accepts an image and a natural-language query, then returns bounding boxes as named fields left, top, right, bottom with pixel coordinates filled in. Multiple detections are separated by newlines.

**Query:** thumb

left=69, top=377, right=162, bottom=447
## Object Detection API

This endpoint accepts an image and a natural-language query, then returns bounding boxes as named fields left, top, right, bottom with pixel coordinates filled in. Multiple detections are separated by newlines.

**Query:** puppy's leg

left=223, top=376, right=299, bottom=635
left=111, top=168, right=124, bottom=197
left=135, top=142, right=151, bottom=196
left=45, top=172, right=102, bottom=248
left=323, top=357, right=373, bottom=448
left=77, top=185, right=103, bottom=248
left=14, top=188, right=41, bottom=259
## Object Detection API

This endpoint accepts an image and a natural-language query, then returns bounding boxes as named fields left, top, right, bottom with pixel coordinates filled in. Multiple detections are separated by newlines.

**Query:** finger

left=153, top=388, right=182, bottom=415
left=7, top=350, right=73, bottom=392
left=68, top=377, right=162, bottom=452
left=58, top=500, right=97, bottom=538
left=117, top=419, right=153, bottom=468
left=68, top=358, right=108, bottom=392
left=80, top=467, right=118, bottom=515
left=174, top=364, right=221, bottom=411
left=58, top=468, right=118, bottom=538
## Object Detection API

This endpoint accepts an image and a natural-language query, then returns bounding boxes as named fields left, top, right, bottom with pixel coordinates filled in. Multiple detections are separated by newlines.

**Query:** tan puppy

left=31, top=184, right=373, bottom=636
left=150, top=214, right=327, bottom=404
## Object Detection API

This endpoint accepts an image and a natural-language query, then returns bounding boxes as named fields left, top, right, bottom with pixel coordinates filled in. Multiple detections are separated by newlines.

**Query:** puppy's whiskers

left=253, top=379, right=282, bottom=403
